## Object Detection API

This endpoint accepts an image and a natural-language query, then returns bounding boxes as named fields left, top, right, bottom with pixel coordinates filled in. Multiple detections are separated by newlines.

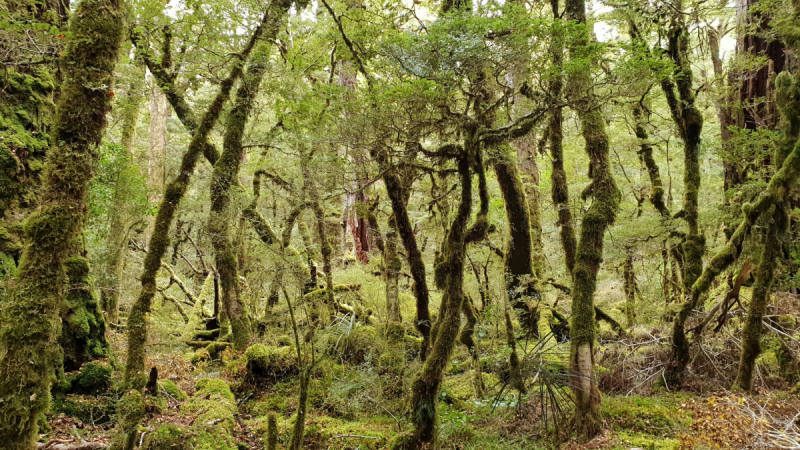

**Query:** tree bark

left=147, top=83, right=168, bottom=205
left=733, top=208, right=782, bottom=391
left=101, top=62, right=145, bottom=324
left=564, top=0, right=621, bottom=439
left=494, top=145, right=541, bottom=335
left=0, top=1, right=124, bottom=447
left=549, top=0, right=577, bottom=276
left=209, top=14, right=290, bottom=349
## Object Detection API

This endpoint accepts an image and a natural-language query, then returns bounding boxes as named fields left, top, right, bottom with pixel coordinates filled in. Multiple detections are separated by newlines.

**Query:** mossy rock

left=441, top=371, right=498, bottom=402
left=158, top=379, right=188, bottom=401
left=245, top=344, right=299, bottom=383
left=141, top=423, right=187, bottom=450
left=190, top=348, right=211, bottom=364
left=67, top=360, right=112, bottom=395
left=180, top=379, right=238, bottom=450
left=386, top=322, right=406, bottom=343
left=337, top=325, right=381, bottom=363
left=52, top=394, right=116, bottom=425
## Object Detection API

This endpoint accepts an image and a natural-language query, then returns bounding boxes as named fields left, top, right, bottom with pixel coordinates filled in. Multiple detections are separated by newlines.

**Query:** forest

left=1, top=0, right=799, bottom=448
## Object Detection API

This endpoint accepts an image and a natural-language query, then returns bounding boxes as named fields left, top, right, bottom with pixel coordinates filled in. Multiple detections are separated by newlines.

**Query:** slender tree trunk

left=408, top=154, right=473, bottom=448
left=101, top=63, right=145, bottom=324
left=564, top=0, right=621, bottom=439
left=663, top=9, right=708, bottom=384
left=372, top=146, right=432, bottom=359
left=549, top=0, right=577, bottom=276
left=733, top=208, right=782, bottom=391
left=209, top=19, right=289, bottom=349
left=632, top=103, right=670, bottom=218
left=121, top=19, right=269, bottom=448
left=147, top=83, right=168, bottom=205
left=0, top=1, right=124, bottom=447
left=385, top=230, right=403, bottom=323
left=623, top=248, right=637, bottom=328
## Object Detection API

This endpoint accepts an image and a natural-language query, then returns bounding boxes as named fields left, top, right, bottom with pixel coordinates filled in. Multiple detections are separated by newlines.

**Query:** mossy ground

left=37, top=261, right=800, bottom=449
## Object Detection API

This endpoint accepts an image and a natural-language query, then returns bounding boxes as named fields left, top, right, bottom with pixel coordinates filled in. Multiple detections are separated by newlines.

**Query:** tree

left=0, top=0, right=125, bottom=446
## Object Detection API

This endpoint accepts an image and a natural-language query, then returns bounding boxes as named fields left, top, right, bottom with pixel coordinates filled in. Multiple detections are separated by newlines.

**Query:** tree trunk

left=372, top=147, right=432, bottom=359
left=493, top=145, right=541, bottom=335
left=623, top=248, right=637, bottom=328
left=564, top=0, right=621, bottom=439
left=385, top=230, right=403, bottom=324
left=549, top=0, right=577, bottom=276
left=101, top=63, right=145, bottom=324
left=121, top=19, right=269, bottom=448
left=209, top=26, right=287, bottom=349
left=663, top=10, right=707, bottom=384
left=733, top=208, right=782, bottom=391
left=147, top=83, right=168, bottom=205
left=0, top=1, right=124, bottom=447
left=408, top=154, right=473, bottom=447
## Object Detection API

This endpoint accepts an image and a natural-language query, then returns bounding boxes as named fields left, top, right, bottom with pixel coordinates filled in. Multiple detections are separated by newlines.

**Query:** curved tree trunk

left=494, top=145, right=541, bottom=335
left=0, top=1, right=124, bottom=447
left=121, top=17, right=271, bottom=448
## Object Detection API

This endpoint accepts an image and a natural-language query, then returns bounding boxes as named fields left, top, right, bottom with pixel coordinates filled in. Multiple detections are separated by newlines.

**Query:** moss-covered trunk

left=564, top=0, right=621, bottom=439
left=210, top=16, right=289, bottom=349
left=623, top=248, right=637, bottom=328
left=61, top=256, right=109, bottom=372
left=549, top=0, right=577, bottom=276
left=632, top=103, right=670, bottom=218
left=406, top=153, right=473, bottom=448
left=732, top=208, right=782, bottom=391
left=372, top=147, right=432, bottom=358
left=493, top=145, right=541, bottom=335
left=385, top=230, right=403, bottom=324
left=0, top=1, right=124, bottom=447
left=121, top=17, right=271, bottom=448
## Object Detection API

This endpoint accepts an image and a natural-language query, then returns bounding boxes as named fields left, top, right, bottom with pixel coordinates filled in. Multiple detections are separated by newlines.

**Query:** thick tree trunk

left=61, top=256, right=109, bottom=372
left=0, top=1, right=124, bottom=447
left=564, top=0, right=621, bottom=439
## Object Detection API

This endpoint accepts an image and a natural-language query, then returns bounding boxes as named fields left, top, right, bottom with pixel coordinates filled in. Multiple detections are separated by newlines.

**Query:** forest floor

left=43, top=279, right=800, bottom=450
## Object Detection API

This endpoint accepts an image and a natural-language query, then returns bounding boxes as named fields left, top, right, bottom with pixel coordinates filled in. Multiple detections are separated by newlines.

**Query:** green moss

left=117, top=390, right=146, bottom=431
left=158, top=380, right=188, bottom=401
left=66, top=360, right=112, bottom=395
left=141, top=423, right=187, bottom=450
left=245, top=344, right=299, bottom=382
left=337, top=325, right=381, bottom=363
left=61, top=256, right=109, bottom=371
left=601, top=395, right=691, bottom=433
left=52, top=394, right=116, bottom=425
left=190, top=349, right=211, bottom=364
